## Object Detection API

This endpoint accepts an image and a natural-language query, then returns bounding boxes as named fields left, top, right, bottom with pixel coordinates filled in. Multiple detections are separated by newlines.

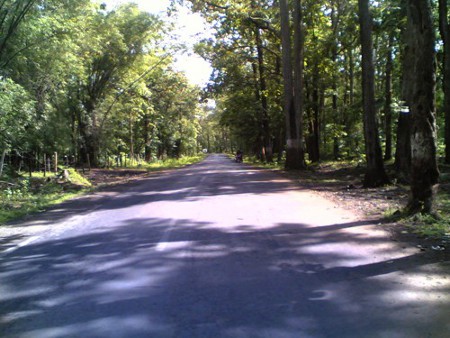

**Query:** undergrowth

left=145, top=155, right=206, bottom=171
left=245, top=155, right=450, bottom=239
left=0, top=168, right=90, bottom=224
left=389, top=210, right=450, bottom=239
left=0, top=155, right=206, bottom=225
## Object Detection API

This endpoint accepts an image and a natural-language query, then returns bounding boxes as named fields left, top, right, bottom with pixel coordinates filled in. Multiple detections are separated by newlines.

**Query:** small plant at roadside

left=0, top=169, right=90, bottom=225
left=386, top=187, right=450, bottom=239
left=403, top=213, right=450, bottom=238
left=146, top=155, right=207, bottom=171
left=0, top=155, right=207, bottom=225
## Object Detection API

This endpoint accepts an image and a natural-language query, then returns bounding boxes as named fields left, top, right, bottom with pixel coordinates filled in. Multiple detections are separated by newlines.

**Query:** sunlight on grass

left=0, top=155, right=206, bottom=225
left=405, top=213, right=450, bottom=238
left=386, top=189, right=450, bottom=239
left=0, top=168, right=92, bottom=224
left=0, top=187, right=86, bottom=225
left=145, top=155, right=206, bottom=171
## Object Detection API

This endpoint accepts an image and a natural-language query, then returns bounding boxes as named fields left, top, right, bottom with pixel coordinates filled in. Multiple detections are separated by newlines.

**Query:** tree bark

left=279, top=0, right=306, bottom=169
left=395, top=112, right=412, bottom=183
left=254, top=27, right=273, bottom=162
left=439, top=0, right=450, bottom=164
left=292, top=0, right=306, bottom=168
left=358, top=0, right=390, bottom=187
left=0, top=149, right=6, bottom=177
left=306, top=67, right=320, bottom=163
left=396, top=1, right=414, bottom=182
left=406, top=0, right=439, bottom=213
left=384, top=33, right=394, bottom=161
left=144, top=113, right=152, bottom=162
left=331, top=5, right=340, bottom=160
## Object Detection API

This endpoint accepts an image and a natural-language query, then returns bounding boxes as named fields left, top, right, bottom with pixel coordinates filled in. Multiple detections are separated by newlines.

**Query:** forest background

left=0, top=0, right=449, bottom=231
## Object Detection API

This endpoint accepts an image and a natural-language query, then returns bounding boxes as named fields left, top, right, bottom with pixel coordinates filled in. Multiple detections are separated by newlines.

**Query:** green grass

left=0, top=171, right=90, bottom=225
left=400, top=213, right=450, bottom=239
left=145, top=154, right=206, bottom=171
left=0, top=155, right=207, bottom=225
left=410, top=168, right=450, bottom=238
left=235, top=154, right=284, bottom=170
left=385, top=185, right=450, bottom=239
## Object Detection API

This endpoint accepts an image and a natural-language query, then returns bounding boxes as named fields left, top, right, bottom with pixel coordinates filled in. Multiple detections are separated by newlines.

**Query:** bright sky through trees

left=99, top=0, right=212, bottom=86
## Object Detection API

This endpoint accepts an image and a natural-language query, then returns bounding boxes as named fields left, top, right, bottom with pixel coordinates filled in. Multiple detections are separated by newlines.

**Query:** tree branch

left=205, top=2, right=229, bottom=11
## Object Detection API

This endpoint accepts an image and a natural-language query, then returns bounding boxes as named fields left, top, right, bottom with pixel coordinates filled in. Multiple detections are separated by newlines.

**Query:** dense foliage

left=0, top=0, right=447, bottom=214
left=0, top=0, right=208, bottom=173
left=181, top=0, right=445, bottom=212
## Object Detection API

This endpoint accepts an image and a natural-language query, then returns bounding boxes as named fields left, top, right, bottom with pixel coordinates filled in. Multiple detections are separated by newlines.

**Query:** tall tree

left=74, top=4, right=162, bottom=166
left=395, top=0, right=413, bottom=183
left=406, top=0, right=439, bottom=213
left=280, top=0, right=306, bottom=169
left=439, top=0, right=450, bottom=164
left=253, top=24, right=273, bottom=162
left=383, top=33, right=394, bottom=161
left=185, top=0, right=281, bottom=158
left=358, top=0, right=389, bottom=187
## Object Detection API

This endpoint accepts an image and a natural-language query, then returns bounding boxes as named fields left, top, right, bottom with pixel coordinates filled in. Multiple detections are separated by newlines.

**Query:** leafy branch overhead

left=0, top=0, right=449, bottom=218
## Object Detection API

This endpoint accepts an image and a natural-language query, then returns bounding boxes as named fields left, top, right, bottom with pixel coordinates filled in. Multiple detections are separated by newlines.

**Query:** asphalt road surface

left=1, top=154, right=450, bottom=337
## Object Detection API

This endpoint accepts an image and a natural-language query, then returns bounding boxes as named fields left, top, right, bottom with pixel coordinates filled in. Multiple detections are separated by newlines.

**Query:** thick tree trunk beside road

left=439, top=0, right=450, bottom=164
left=358, top=0, right=390, bottom=187
left=406, top=0, right=439, bottom=213
left=280, top=0, right=306, bottom=169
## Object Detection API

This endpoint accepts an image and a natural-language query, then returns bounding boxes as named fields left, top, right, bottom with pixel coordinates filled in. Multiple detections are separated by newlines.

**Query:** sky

left=99, top=0, right=212, bottom=87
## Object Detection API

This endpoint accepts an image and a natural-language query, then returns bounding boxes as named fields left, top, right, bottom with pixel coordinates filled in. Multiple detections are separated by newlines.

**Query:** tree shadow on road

left=2, top=158, right=298, bottom=230
left=1, top=217, right=449, bottom=337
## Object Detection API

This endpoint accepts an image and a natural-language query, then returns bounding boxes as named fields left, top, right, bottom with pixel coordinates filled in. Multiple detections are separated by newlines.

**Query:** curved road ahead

left=1, top=154, right=449, bottom=337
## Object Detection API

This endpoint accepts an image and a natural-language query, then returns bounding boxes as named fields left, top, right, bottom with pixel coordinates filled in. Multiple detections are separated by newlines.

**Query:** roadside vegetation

left=241, top=155, right=450, bottom=239
left=1, top=1, right=450, bottom=242
left=0, top=155, right=205, bottom=225
left=0, top=168, right=90, bottom=224
left=399, top=164, right=450, bottom=238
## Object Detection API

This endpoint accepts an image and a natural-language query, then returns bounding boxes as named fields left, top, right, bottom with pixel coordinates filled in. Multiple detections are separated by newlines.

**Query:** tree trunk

left=439, top=0, right=450, bottom=164
left=395, top=112, right=412, bottom=183
left=0, top=149, right=6, bottom=177
left=396, top=1, right=414, bottom=182
left=279, top=0, right=306, bottom=169
left=255, top=27, right=273, bottom=162
left=292, top=0, right=306, bottom=168
left=344, top=47, right=355, bottom=157
left=129, top=114, right=134, bottom=164
left=406, top=0, right=439, bottom=213
left=358, top=0, right=390, bottom=187
left=384, top=33, right=394, bottom=161
left=143, top=113, right=152, bottom=162
left=331, top=5, right=340, bottom=160
left=307, top=67, right=320, bottom=163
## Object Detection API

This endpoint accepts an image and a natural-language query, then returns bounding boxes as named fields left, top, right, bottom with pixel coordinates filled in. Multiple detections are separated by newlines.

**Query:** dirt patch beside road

left=276, top=163, right=450, bottom=262
left=84, top=168, right=149, bottom=187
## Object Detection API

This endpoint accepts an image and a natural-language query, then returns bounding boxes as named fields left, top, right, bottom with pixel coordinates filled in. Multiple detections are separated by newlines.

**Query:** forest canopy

left=0, top=0, right=209, bottom=170
left=179, top=0, right=445, bottom=213
left=0, top=0, right=447, bottom=214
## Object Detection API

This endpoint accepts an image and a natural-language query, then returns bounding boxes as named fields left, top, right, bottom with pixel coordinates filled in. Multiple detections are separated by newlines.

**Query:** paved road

left=1, top=154, right=449, bottom=337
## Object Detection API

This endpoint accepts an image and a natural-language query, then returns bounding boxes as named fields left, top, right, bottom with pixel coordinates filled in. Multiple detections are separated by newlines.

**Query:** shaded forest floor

left=85, top=168, right=150, bottom=187
left=286, top=162, right=408, bottom=218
